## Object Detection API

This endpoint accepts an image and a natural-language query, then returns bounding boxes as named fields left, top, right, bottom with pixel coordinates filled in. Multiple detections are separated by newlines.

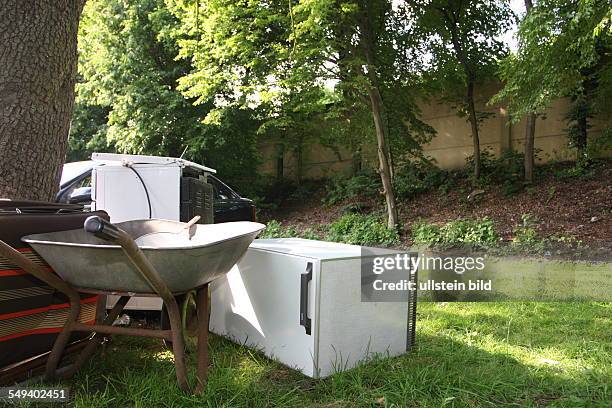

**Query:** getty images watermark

left=361, top=249, right=492, bottom=302
left=361, top=248, right=612, bottom=302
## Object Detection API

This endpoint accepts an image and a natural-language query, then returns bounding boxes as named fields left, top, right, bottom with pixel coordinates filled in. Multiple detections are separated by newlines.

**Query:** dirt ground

left=263, top=161, right=612, bottom=255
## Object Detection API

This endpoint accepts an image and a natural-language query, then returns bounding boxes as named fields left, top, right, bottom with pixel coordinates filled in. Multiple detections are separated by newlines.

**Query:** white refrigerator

left=209, top=238, right=417, bottom=378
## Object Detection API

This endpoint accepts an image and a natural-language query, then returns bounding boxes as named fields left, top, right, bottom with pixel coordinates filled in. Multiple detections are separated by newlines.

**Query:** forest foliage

left=71, top=0, right=611, bottom=212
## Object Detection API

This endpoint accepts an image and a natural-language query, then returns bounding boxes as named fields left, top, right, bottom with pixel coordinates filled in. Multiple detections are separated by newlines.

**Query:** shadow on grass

left=41, top=314, right=608, bottom=408
left=306, top=331, right=607, bottom=407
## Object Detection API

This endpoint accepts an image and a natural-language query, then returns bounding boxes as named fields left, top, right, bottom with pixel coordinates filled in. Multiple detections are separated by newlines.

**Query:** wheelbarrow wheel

left=161, top=291, right=198, bottom=350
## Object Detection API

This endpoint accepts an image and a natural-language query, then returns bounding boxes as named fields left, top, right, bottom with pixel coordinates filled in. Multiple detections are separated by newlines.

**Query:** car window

left=209, top=177, right=234, bottom=200
left=58, top=175, right=91, bottom=203
left=77, top=175, right=91, bottom=188
left=61, top=161, right=94, bottom=185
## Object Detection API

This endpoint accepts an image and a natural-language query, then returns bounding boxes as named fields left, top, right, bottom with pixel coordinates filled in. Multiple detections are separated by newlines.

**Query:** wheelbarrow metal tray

left=23, top=219, right=265, bottom=294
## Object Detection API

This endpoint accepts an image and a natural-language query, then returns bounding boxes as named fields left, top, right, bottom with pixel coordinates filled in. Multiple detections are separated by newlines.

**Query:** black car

left=57, top=161, right=256, bottom=223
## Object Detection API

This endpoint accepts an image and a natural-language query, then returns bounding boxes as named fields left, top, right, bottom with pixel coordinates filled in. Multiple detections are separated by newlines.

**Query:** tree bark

left=523, top=0, right=536, bottom=183
left=295, top=133, right=303, bottom=185
left=367, top=84, right=399, bottom=228
left=359, top=0, right=398, bottom=228
left=575, top=103, right=588, bottom=163
left=524, top=112, right=536, bottom=183
left=351, top=148, right=362, bottom=176
left=466, top=80, right=481, bottom=180
left=444, top=7, right=481, bottom=180
left=0, top=0, right=86, bottom=201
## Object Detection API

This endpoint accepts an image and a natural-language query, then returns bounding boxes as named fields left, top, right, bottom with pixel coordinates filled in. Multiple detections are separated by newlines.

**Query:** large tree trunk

left=524, top=112, right=536, bottom=183
left=466, top=80, right=481, bottom=180
left=523, top=0, right=536, bottom=183
left=0, top=0, right=86, bottom=201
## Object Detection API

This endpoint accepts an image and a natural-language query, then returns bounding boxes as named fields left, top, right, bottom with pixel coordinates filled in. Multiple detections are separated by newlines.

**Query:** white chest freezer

left=91, top=152, right=215, bottom=224
left=209, top=238, right=417, bottom=378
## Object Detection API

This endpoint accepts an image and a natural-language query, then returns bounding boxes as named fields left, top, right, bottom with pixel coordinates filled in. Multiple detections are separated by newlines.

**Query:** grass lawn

left=18, top=302, right=610, bottom=407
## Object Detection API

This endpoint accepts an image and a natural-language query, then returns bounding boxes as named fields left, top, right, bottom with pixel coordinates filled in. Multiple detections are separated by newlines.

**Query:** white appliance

left=210, top=238, right=417, bottom=378
left=90, top=153, right=216, bottom=310
left=91, top=152, right=215, bottom=223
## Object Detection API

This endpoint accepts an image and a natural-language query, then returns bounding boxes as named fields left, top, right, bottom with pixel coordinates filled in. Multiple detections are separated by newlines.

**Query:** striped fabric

left=0, top=248, right=52, bottom=277
left=0, top=285, right=54, bottom=302
left=0, top=297, right=97, bottom=342
left=0, top=204, right=108, bottom=372
left=0, top=248, right=97, bottom=368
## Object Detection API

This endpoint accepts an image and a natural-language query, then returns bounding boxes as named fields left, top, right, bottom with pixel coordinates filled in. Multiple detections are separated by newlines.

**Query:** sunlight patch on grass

left=236, top=354, right=267, bottom=380
left=152, top=349, right=175, bottom=362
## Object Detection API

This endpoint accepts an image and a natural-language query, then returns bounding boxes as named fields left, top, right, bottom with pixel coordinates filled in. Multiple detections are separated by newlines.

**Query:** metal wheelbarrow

left=0, top=216, right=264, bottom=393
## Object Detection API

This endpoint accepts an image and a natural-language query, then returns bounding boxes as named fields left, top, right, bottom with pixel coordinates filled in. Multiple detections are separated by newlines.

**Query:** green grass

left=16, top=303, right=611, bottom=407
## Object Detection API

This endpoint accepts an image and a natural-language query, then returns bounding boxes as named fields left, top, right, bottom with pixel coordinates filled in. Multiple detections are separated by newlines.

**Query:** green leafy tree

left=404, top=0, right=515, bottom=180
left=290, top=0, right=425, bottom=227
left=72, top=0, right=261, bottom=190
left=170, top=0, right=434, bottom=228
left=258, top=87, right=336, bottom=183
left=67, top=103, right=110, bottom=161
left=76, top=0, right=206, bottom=156
left=493, top=0, right=611, bottom=167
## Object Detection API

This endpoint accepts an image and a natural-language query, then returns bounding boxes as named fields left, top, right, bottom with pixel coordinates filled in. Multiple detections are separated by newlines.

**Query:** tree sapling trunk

left=445, top=7, right=481, bottom=181
left=466, top=80, right=481, bottom=180
left=359, top=1, right=398, bottom=228
left=367, top=84, right=399, bottom=228
left=575, top=106, right=589, bottom=165
left=524, top=112, right=536, bottom=183
left=523, top=0, right=536, bottom=183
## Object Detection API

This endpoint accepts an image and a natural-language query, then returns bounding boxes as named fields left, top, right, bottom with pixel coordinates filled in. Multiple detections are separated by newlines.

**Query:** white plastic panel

left=93, top=165, right=180, bottom=223
left=251, top=238, right=398, bottom=261
left=210, top=249, right=318, bottom=377
left=316, top=258, right=409, bottom=377
left=251, top=238, right=361, bottom=260
left=92, top=152, right=216, bottom=174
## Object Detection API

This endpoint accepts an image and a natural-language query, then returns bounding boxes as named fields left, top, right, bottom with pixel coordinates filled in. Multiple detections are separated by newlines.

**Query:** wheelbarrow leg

left=95, top=295, right=107, bottom=325
left=83, top=216, right=199, bottom=393
left=195, top=284, right=209, bottom=394
left=166, top=296, right=189, bottom=392
left=46, top=296, right=80, bottom=380
left=58, top=296, right=130, bottom=379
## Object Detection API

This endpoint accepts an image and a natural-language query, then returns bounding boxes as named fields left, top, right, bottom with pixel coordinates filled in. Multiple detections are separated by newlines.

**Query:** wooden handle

left=183, top=216, right=201, bottom=230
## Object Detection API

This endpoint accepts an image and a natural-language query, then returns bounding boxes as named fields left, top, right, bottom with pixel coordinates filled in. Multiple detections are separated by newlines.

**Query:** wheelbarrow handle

left=84, top=216, right=121, bottom=241
left=81, top=217, right=192, bottom=391
left=83, top=214, right=179, bottom=308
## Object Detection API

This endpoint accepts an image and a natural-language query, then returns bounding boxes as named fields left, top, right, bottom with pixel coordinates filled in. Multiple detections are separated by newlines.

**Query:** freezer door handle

left=300, top=262, right=313, bottom=335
